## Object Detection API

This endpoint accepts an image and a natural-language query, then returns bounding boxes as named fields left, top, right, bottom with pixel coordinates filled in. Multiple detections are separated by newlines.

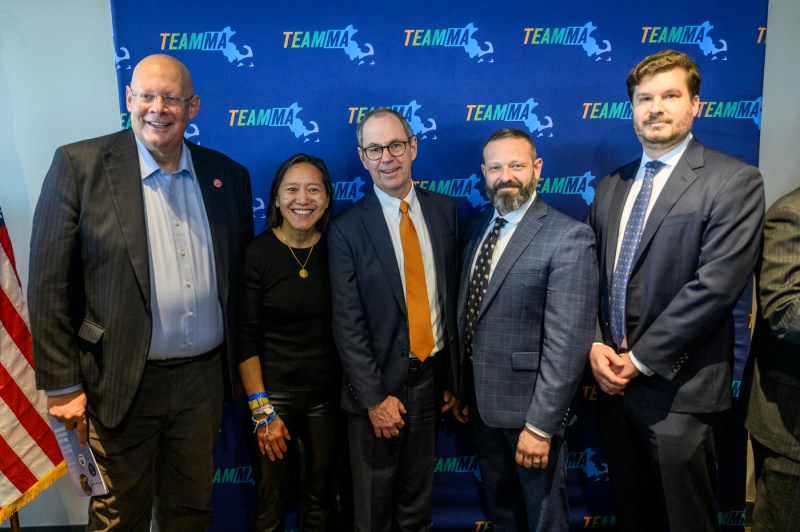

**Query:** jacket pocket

left=511, top=351, right=539, bottom=371
left=78, top=319, right=105, bottom=344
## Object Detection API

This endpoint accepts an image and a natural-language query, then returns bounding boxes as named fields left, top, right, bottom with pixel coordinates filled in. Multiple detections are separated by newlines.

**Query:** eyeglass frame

left=128, top=88, right=196, bottom=108
left=360, top=139, right=414, bottom=161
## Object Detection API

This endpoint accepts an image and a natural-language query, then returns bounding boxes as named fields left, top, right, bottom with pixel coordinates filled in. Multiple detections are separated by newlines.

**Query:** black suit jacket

left=328, top=187, right=459, bottom=414
left=588, top=138, right=764, bottom=413
left=29, top=129, right=254, bottom=428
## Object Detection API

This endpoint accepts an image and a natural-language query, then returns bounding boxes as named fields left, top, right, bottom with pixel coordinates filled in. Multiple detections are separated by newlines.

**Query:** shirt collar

left=640, top=132, right=693, bottom=170
left=491, top=192, right=537, bottom=227
left=373, top=184, right=419, bottom=215
left=135, top=138, right=195, bottom=181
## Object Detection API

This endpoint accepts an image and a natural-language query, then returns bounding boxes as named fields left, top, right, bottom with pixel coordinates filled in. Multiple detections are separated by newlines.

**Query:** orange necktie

left=399, top=200, right=435, bottom=361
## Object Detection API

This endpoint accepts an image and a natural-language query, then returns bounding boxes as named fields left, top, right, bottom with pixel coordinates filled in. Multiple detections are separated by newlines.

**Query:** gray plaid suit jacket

left=458, top=196, right=598, bottom=435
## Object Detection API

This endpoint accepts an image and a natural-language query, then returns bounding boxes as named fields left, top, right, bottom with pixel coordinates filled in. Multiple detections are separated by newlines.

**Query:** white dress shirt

left=373, top=186, right=444, bottom=358
left=612, top=133, right=693, bottom=375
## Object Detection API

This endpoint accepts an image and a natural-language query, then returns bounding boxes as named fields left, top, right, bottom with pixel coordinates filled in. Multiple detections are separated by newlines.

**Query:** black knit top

left=236, top=230, right=337, bottom=392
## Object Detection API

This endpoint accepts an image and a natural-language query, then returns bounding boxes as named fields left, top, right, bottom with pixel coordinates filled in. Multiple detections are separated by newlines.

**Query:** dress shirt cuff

left=45, top=383, right=84, bottom=396
left=628, top=350, right=655, bottom=376
left=525, top=422, right=552, bottom=440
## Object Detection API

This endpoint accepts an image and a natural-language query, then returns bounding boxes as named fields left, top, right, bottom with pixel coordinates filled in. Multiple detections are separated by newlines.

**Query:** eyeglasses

left=361, top=140, right=411, bottom=161
left=129, top=90, right=195, bottom=108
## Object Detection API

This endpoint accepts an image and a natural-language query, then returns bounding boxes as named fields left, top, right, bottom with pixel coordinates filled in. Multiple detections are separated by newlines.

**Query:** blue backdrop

left=110, top=1, right=767, bottom=529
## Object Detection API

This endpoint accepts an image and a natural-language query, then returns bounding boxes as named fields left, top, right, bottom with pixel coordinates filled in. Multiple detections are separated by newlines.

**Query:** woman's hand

left=256, top=414, right=291, bottom=461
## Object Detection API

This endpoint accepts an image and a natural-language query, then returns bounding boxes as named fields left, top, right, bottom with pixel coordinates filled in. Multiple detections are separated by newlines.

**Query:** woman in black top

left=237, top=153, right=338, bottom=531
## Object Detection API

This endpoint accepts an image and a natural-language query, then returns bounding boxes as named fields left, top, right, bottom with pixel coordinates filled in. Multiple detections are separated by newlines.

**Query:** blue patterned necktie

left=610, top=160, right=665, bottom=346
left=464, top=217, right=507, bottom=359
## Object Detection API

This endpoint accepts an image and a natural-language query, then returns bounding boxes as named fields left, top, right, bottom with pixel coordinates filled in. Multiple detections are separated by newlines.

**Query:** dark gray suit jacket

left=588, top=138, right=764, bottom=413
left=458, top=197, right=598, bottom=435
left=29, top=129, right=254, bottom=428
left=328, top=187, right=459, bottom=414
left=743, top=186, right=800, bottom=461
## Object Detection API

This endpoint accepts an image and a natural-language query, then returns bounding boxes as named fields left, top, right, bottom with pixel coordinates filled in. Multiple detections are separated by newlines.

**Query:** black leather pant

left=250, top=388, right=337, bottom=532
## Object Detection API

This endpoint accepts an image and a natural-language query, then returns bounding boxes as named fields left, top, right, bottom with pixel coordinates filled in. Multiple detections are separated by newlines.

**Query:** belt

left=146, top=345, right=221, bottom=368
left=409, top=351, right=441, bottom=371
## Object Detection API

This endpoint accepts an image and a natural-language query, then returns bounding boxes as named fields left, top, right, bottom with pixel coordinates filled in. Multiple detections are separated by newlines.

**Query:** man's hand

left=441, top=390, right=457, bottom=413
left=616, top=350, right=642, bottom=381
left=368, top=396, right=406, bottom=438
left=589, top=344, right=629, bottom=395
left=48, top=390, right=88, bottom=446
left=516, top=427, right=551, bottom=469
left=453, top=401, right=470, bottom=424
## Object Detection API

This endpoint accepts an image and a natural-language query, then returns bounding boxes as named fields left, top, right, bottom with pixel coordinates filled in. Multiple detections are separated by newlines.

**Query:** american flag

left=0, top=206, right=64, bottom=521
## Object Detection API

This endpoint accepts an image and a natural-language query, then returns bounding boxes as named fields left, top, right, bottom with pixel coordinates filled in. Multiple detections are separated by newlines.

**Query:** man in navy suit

left=29, top=55, right=253, bottom=529
left=588, top=50, right=764, bottom=530
left=456, top=128, right=598, bottom=530
left=328, top=108, right=459, bottom=530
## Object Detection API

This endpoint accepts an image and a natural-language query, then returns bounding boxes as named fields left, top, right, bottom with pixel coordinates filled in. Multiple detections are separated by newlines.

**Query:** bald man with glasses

left=29, top=54, right=253, bottom=529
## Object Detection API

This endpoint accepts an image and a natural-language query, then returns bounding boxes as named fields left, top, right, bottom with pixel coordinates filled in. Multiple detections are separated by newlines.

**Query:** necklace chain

left=278, top=227, right=315, bottom=279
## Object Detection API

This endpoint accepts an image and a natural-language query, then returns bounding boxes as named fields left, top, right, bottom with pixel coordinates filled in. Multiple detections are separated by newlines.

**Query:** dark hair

left=356, top=107, right=414, bottom=147
left=266, top=153, right=334, bottom=232
left=483, top=128, right=538, bottom=159
left=626, top=50, right=701, bottom=101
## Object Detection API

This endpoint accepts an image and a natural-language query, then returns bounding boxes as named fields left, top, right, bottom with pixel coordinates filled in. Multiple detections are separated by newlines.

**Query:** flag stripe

left=0, top=431, right=38, bottom=493
left=0, top=223, right=19, bottom=286
left=0, top=207, right=65, bottom=513
left=0, top=362, right=62, bottom=466
left=0, top=284, right=33, bottom=367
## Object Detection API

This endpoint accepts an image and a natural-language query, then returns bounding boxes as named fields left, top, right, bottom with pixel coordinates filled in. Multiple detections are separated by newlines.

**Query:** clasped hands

left=589, top=343, right=641, bottom=395
left=368, top=391, right=459, bottom=438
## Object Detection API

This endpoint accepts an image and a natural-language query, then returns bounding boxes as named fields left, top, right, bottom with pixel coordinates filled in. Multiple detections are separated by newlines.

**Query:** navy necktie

left=610, top=160, right=665, bottom=346
left=464, top=217, right=506, bottom=358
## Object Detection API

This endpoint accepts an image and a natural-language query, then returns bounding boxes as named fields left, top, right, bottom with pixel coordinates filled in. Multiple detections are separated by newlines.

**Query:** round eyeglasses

left=361, top=140, right=411, bottom=161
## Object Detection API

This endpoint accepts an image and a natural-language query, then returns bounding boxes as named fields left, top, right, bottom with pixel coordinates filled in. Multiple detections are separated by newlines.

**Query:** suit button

left=401, top=350, right=409, bottom=358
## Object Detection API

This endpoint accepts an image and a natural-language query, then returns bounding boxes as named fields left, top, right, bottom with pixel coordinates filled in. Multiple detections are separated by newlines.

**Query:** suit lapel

left=189, top=143, right=230, bottom=302
left=633, top=141, right=701, bottom=269
left=417, top=190, right=447, bottom=310
left=458, top=209, right=494, bottom=318
left=361, top=192, right=407, bottom=314
left=479, top=196, right=546, bottom=318
left=103, top=130, right=150, bottom=305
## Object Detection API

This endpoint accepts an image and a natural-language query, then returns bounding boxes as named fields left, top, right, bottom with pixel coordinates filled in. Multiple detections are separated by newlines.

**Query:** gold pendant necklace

left=278, top=227, right=315, bottom=279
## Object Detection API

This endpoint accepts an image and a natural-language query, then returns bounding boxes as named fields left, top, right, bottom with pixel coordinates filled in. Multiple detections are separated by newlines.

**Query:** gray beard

left=487, top=179, right=536, bottom=214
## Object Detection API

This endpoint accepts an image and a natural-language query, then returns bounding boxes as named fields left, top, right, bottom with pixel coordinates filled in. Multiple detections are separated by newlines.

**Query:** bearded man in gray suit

left=742, top=185, right=800, bottom=530
left=28, top=54, right=253, bottom=529
left=457, top=128, right=598, bottom=530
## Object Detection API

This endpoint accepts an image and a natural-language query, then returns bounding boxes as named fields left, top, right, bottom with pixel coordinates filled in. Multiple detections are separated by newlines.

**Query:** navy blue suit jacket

left=588, top=138, right=764, bottom=413
left=328, top=187, right=459, bottom=414
left=458, top=196, right=598, bottom=435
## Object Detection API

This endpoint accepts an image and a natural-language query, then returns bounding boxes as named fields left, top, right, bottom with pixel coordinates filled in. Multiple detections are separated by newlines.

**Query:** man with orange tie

left=328, top=108, right=459, bottom=531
